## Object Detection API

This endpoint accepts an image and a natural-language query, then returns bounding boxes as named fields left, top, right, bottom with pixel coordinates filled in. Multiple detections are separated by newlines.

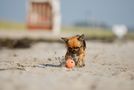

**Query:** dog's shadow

left=35, top=63, right=65, bottom=68
left=34, top=58, right=65, bottom=68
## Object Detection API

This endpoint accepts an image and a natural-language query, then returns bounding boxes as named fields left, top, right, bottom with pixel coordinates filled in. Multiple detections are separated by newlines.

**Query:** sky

left=0, top=0, right=134, bottom=27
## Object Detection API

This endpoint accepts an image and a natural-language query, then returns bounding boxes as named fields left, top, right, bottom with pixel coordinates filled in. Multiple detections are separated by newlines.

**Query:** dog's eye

left=68, top=47, right=72, bottom=49
left=74, top=47, right=80, bottom=49
left=68, top=47, right=80, bottom=50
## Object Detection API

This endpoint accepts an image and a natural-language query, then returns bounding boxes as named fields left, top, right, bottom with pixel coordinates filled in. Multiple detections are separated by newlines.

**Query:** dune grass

left=126, top=32, right=134, bottom=40
left=61, top=27, right=115, bottom=42
left=0, top=21, right=133, bottom=42
left=61, top=26, right=134, bottom=42
left=0, top=21, right=26, bottom=30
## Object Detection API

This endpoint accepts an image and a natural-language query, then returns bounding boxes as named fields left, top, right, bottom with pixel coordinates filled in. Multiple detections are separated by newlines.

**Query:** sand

left=0, top=41, right=134, bottom=90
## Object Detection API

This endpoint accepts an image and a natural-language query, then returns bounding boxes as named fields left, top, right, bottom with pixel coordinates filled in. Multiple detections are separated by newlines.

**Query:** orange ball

left=65, top=58, right=75, bottom=69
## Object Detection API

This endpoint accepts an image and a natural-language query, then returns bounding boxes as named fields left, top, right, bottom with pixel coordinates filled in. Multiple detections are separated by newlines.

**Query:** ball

left=65, top=58, right=75, bottom=69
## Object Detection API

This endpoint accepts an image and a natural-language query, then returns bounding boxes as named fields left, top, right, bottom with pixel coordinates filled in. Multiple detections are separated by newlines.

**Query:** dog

left=61, top=34, right=86, bottom=67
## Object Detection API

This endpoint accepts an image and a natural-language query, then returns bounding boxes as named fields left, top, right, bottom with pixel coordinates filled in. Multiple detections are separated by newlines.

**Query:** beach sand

left=0, top=41, right=134, bottom=90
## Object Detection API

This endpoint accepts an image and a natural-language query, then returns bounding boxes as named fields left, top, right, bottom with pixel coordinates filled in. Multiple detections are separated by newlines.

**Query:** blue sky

left=0, top=0, right=134, bottom=27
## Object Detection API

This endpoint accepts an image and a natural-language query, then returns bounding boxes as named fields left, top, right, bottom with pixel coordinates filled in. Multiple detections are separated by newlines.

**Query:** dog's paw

left=76, top=61, right=85, bottom=67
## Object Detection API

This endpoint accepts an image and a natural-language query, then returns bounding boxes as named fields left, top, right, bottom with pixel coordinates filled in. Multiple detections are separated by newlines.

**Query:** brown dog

left=61, top=34, right=86, bottom=67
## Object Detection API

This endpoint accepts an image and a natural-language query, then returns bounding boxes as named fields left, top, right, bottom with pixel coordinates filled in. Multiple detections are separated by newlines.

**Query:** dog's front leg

left=77, top=52, right=85, bottom=67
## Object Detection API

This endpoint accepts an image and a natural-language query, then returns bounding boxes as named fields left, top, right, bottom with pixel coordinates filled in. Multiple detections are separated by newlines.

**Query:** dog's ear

left=78, top=34, right=86, bottom=49
left=61, top=37, right=68, bottom=42
left=83, top=39, right=86, bottom=49
left=78, top=34, right=85, bottom=41
left=76, top=35, right=80, bottom=37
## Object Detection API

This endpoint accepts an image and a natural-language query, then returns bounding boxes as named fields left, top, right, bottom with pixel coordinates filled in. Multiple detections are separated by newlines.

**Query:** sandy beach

left=0, top=41, right=134, bottom=90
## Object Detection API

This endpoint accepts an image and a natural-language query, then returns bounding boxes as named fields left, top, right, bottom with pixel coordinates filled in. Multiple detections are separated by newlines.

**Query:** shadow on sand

left=35, top=63, right=64, bottom=68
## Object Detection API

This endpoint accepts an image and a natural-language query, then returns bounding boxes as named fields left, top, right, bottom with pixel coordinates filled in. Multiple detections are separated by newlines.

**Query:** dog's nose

left=72, top=50, right=76, bottom=53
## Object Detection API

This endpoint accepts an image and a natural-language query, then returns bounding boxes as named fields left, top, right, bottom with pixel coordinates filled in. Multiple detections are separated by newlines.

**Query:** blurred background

left=0, top=1, right=134, bottom=90
left=0, top=0, right=134, bottom=43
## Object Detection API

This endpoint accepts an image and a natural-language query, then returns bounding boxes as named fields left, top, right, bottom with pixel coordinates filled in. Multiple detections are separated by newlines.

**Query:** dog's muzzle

left=68, top=47, right=80, bottom=54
